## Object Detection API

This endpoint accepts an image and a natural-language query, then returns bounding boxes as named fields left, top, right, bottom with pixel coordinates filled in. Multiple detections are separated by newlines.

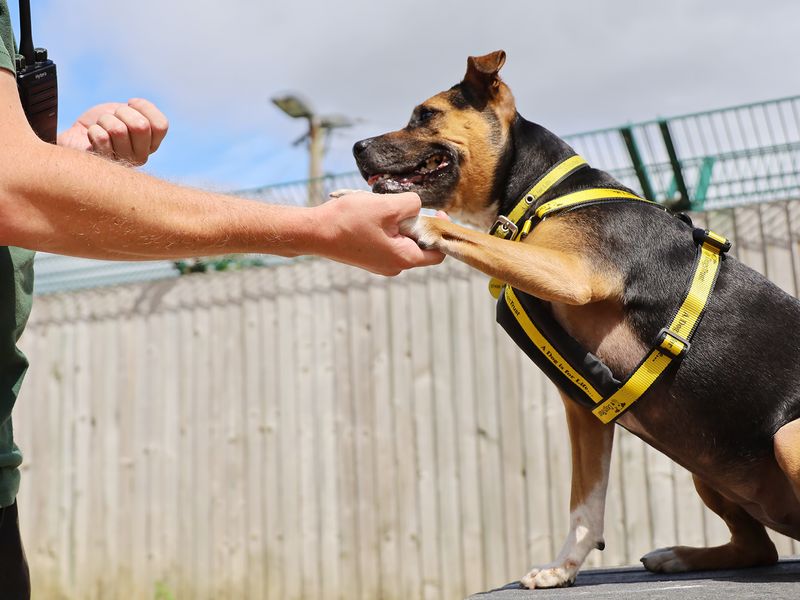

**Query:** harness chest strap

left=489, top=156, right=731, bottom=424
left=488, top=155, right=660, bottom=299
left=590, top=228, right=729, bottom=423
left=490, top=154, right=589, bottom=241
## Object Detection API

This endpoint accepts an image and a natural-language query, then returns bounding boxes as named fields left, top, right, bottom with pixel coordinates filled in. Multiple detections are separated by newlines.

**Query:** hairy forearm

left=0, top=137, right=324, bottom=260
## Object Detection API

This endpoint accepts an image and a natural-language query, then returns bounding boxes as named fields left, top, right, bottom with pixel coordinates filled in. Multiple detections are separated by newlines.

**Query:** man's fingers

left=392, top=192, right=424, bottom=221
left=75, top=102, right=122, bottom=129
left=96, top=113, right=135, bottom=163
left=128, top=98, right=169, bottom=153
left=86, top=123, right=114, bottom=158
left=114, top=105, right=152, bottom=165
left=416, top=248, right=446, bottom=266
left=394, top=236, right=445, bottom=268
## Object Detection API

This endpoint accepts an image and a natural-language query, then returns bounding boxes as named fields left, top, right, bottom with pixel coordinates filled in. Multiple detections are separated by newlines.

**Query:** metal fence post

left=619, top=126, right=656, bottom=201
left=658, top=120, right=692, bottom=211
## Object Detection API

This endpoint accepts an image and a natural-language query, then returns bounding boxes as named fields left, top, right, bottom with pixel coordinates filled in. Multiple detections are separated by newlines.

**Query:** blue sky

left=9, top=0, right=317, bottom=191
left=8, top=0, right=800, bottom=194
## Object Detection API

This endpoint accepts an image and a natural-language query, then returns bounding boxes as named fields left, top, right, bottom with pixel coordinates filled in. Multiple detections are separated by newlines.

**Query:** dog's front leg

left=402, top=216, right=618, bottom=305
left=522, top=393, right=614, bottom=589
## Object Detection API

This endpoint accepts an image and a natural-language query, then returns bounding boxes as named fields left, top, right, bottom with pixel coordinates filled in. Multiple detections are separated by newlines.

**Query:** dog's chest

left=549, top=302, right=710, bottom=458
left=550, top=300, right=646, bottom=378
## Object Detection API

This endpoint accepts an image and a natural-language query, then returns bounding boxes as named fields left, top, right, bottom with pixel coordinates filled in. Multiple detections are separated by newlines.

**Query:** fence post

left=619, top=126, right=656, bottom=201
left=658, top=120, right=692, bottom=211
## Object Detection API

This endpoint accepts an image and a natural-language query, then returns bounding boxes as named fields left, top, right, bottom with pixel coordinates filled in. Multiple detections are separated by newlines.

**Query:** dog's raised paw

left=399, top=216, right=440, bottom=249
left=641, top=547, right=688, bottom=573
left=520, top=565, right=577, bottom=589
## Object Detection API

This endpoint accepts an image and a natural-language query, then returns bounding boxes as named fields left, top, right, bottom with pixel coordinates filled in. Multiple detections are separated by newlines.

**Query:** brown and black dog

left=351, top=50, right=800, bottom=589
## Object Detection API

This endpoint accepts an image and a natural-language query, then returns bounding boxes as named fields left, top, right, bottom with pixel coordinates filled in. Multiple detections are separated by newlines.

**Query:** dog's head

left=353, top=50, right=517, bottom=226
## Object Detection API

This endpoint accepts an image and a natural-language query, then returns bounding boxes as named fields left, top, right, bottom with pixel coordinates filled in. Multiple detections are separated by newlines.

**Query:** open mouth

left=366, top=153, right=452, bottom=192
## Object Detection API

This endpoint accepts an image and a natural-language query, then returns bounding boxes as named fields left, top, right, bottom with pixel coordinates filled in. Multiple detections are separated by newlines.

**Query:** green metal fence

left=564, top=95, right=800, bottom=210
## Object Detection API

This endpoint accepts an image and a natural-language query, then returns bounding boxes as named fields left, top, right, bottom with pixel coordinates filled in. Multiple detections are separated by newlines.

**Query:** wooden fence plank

left=331, top=265, right=360, bottom=599
left=276, top=265, right=303, bottom=600
left=369, top=278, right=400, bottom=600
left=257, top=268, right=284, bottom=600
left=468, top=275, right=507, bottom=590
left=310, top=261, right=341, bottom=600
left=387, top=277, right=423, bottom=600
left=428, top=274, right=464, bottom=600
left=408, top=275, right=441, bottom=600
left=449, top=272, right=484, bottom=596
left=293, top=263, right=323, bottom=600
left=241, top=271, right=265, bottom=600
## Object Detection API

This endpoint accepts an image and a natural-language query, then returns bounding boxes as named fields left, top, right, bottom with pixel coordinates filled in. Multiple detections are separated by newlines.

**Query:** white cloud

left=38, top=0, right=800, bottom=185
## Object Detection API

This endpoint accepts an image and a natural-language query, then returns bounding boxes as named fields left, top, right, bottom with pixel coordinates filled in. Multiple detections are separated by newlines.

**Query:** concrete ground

left=467, top=558, right=800, bottom=600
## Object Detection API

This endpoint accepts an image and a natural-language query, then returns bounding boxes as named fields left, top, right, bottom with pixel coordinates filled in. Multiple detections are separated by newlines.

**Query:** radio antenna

left=18, top=0, right=34, bottom=63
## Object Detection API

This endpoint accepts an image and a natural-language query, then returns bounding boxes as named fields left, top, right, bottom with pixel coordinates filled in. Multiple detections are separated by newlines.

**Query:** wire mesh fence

left=239, top=172, right=368, bottom=206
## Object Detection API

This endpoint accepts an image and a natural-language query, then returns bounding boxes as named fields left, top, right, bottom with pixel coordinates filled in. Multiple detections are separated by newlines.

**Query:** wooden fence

left=13, top=200, right=800, bottom=599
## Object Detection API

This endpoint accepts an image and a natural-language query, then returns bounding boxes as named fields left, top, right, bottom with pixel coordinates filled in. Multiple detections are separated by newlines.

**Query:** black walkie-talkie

left=15, top=0, right=57, bottom=143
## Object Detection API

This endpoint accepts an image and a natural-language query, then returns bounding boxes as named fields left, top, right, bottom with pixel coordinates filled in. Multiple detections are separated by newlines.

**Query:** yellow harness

left=489, top=155, right=731, bottom=424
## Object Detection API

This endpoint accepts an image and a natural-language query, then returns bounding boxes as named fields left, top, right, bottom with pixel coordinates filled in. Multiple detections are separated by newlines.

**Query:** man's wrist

left=296, top=202, right=337, bottom=259
left=256, top=203, right=336, bottom=259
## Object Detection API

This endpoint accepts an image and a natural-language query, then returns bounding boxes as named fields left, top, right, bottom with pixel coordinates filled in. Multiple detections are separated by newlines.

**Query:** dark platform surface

left=467, top=558, right=800, bottom=600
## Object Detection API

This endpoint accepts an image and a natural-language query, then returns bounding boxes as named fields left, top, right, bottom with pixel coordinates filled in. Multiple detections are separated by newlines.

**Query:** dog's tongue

left=367, top=174, right=384, bottom=187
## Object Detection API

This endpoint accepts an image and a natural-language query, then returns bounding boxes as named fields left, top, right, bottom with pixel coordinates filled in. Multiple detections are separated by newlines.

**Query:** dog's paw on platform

left=466, top=558, right=800, bottom=598
left=519, top=564, right=578, bottom=589
left=640, top=547, right=688, bottom=573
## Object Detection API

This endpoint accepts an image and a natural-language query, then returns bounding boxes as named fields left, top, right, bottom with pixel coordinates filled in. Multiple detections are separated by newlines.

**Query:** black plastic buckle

left=692, top=228, right=731, bottom=253
left=657, top=328, right=691, bottom=358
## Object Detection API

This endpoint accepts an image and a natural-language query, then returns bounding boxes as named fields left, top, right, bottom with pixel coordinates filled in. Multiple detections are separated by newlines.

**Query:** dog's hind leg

left=775, top=418, right=800, bottom=502
left=521, top=394, right=614, bottom=589
left=641, top=475, right=778, bottom=573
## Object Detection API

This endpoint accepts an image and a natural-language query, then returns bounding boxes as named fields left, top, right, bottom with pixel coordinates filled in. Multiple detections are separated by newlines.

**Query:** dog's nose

left=353, top=138, right=373, bottom=158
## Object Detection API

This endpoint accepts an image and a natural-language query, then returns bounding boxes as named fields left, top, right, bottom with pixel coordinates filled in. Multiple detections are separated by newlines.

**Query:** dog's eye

left=415, top=107, right=437, bottom=124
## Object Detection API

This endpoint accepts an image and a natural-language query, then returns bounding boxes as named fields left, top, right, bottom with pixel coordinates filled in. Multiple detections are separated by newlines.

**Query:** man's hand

left=311, top=191, right=445, bottom=276
left=56, top=98, right=168, bottom=166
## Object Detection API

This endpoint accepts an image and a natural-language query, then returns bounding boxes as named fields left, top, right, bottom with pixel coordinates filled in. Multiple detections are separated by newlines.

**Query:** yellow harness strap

left=503, top=285, right=605, bottom=403
left=535, top=187, right=659, bottom=219
left=490, top=154, right=588, bottom=242
left=591, top=230, right=729, bottom=423
left=488, top=183, right=659, bottom=299
left=489, top=156, right=732, bottom=424
left=488, top=154, right=588, bottom=298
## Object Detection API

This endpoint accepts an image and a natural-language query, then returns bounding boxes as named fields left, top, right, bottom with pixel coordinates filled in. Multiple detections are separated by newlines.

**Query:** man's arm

left=0, top=70, right=443, bottom=276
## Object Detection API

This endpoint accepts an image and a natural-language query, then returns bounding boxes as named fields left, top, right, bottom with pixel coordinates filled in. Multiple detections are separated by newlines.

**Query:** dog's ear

left=463, top=50, right=506, bottom=102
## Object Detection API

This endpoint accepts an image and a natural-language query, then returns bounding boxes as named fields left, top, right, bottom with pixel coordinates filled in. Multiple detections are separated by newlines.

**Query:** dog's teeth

left=368, top=174, right=393, bottom=187
left=423, top=155, right=444, bottom=172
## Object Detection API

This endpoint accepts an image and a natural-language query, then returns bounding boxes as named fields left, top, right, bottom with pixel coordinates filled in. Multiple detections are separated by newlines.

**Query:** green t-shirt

left=0, top=0, right=12, bottom=71
left=0, top=0, right=35, bottom=508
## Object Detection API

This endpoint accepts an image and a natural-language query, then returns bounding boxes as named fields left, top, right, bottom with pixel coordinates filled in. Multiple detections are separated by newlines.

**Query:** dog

left=350, top=50, right=800, bottom=589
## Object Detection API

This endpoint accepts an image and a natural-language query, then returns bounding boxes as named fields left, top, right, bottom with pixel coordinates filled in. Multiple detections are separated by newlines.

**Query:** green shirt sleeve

left=0, top=0, right=16, bottom=74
